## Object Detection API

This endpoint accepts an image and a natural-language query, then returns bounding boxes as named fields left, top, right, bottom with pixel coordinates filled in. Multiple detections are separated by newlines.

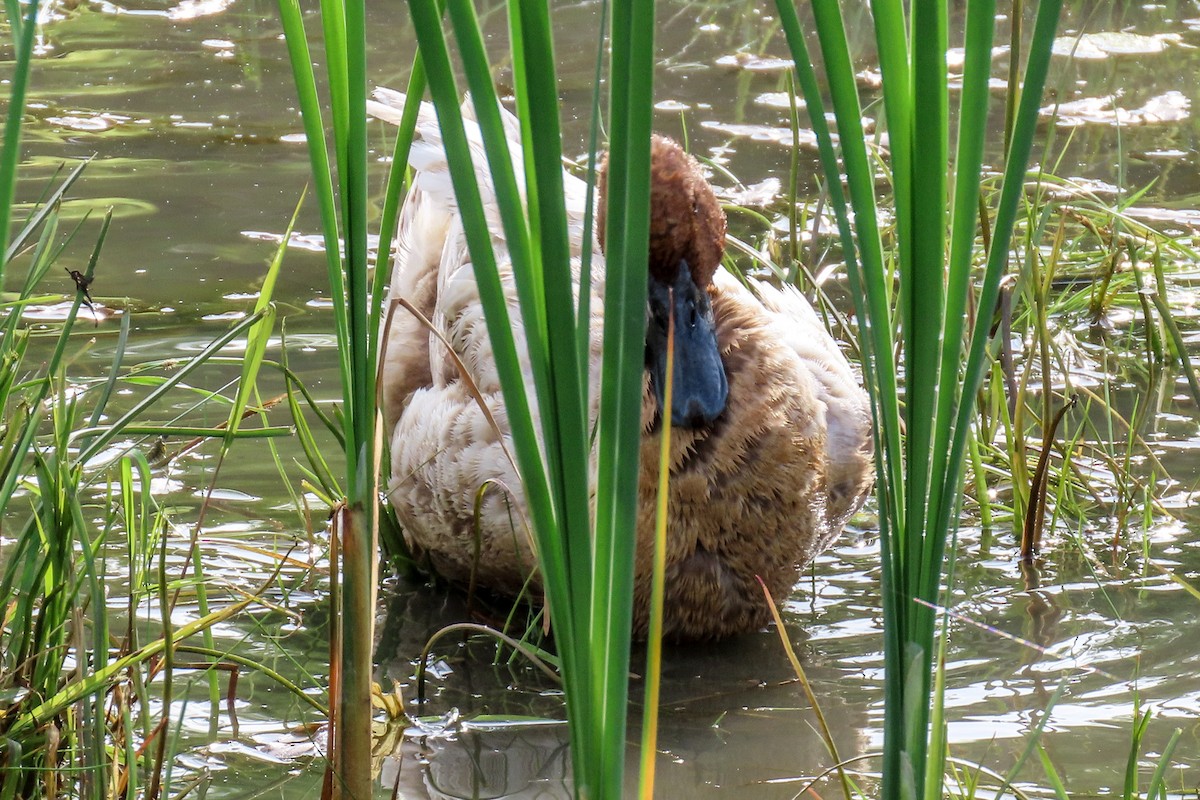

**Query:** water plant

left=1, top=7, right=324, bottom=788
left=276, top=0, right=661, bottom=793
left=273, top=0, right=389, bottom=790
left=770, top=0, right=1064, bottom=797
left=400, top=0, right=657, bottom=796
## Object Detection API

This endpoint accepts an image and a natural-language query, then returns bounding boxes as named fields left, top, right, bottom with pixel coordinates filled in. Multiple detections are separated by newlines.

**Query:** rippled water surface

left=7, top=0, right=1200, bottom=797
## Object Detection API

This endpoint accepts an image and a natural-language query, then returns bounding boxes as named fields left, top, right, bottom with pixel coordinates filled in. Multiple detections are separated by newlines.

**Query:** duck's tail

left=368, top=87, right=527, bottom=219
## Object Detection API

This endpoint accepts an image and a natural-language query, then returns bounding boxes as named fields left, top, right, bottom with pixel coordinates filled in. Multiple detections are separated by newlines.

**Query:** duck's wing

left=717, top=270, right=874, bottom=524
left=372, top=89, right=606, bottom=590
left=371, top=88, right=603, bottom=429
left=369, top=87, right=523, bottom=237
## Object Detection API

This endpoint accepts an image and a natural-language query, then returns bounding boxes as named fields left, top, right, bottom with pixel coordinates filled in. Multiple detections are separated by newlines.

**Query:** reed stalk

left=275, top=0, right=386, bottom=789
left=403, top=0, right=655, bottom=796
left=772, top=2, right=1063, bottom=797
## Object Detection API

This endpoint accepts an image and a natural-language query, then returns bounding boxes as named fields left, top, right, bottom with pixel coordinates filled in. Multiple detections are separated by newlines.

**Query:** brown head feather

left=596, top=135, right=726, bottom=288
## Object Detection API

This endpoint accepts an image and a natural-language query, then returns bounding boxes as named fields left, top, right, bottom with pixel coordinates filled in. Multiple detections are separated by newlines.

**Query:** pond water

left=6, top=0, right=1200, bottom=797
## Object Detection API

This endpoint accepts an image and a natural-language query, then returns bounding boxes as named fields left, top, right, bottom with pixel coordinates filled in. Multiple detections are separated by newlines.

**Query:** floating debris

left=700, top=120, right=822, bottom=149
left=1126, top=206, right=1200, bottom=229
left=46, top=112, right=130, bottom=132
left=754, top=92, right=801, bottom=111
left=654, top=100, right=690, bottom=113
left=167, top=0, right=237, bottom=20
left=23, top=300, right=111, bottom=325
left=945, top=45, right=1011, bottom=70
left=856, top=68, right=1007, bottom=94
left=715, top=53, right=794, bottom=74
left=718, top=178, right=781, bottom=208
left=1052, top=31, right=1182, bottom=59
left=1132, top=148, right=1191, bottom=161
left=1043, top=91, right=1190, bottom=127
left=1040, top=176, right=1122, bottom=200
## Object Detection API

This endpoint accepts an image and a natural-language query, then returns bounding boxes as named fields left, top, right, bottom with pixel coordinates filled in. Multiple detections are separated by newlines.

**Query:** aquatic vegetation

left=6, top=0, right=1200, bottom=795
left=0, top=164, right=315, bottom=798
left=772, top=0, right=1065, bottom=797
left=396, top=0, right=657, bottom=794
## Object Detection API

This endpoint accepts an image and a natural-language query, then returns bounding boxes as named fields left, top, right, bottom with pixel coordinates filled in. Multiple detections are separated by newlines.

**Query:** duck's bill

left=646, top=263, right=729, bottom=429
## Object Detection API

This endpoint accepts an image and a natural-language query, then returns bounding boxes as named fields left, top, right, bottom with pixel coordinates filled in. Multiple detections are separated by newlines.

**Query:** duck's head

left=598, top=135, right=729, bottom=429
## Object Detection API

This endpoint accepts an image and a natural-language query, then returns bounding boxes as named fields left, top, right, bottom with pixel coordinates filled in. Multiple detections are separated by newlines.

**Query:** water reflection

left=375, top=577, right=872, bottom=799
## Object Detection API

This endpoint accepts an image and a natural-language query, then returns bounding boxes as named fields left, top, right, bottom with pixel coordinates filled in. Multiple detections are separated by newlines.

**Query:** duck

left=370, top=87, right=873, bottom=640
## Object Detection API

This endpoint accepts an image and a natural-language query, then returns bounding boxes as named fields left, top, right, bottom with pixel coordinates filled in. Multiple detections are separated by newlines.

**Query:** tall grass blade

left=275, top=0, right=377, bottom=788
left=4, top=158, right=89, bottom=266
left=1146, top=727, right=1182, bottom=800
left=591, top=0, right=655, bottom=790
left=637, top=311, right=673, bottom=800
left=225, top=190, right=301, bottom=438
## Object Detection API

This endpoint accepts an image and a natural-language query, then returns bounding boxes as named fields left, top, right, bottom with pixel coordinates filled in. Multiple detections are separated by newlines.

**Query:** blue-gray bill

left=646, top=261, right=729, bottom=428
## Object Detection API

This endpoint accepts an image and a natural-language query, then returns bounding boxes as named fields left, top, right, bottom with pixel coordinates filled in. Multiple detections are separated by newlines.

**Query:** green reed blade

left=937, top=0, right=1064, bottom=590
left=1146, top=726, right=1182, bottom=800
left=0, top=0, right=39, bottom=282
left=4, top=157, right=89, bottom=267
left=774, top=1, right=1064, bottom=798
left=576, top=0, right=607, bottom=394
left=867, top=0, right=912, bottom=315
left=341, top=1, right=373, bottom=474
left=227, top=191, right=301, bottom=443
left=772, top=0, right=879, bottom=419
left=591, top=0, right=655, bottom=793
left=409, top=0, right=655, bottom=793
left=73, top=425, right=292, bottom=439
left=925, top=0, right=997, bottom=585
left=510, top=0, right=594, bottom=619
left=806, top=0, right=904, bottom=525
left=274, top=0, right=349, bottom=397
left=74, top=311, right=267, bottom=467
left=422, top=0, right=608, bottom=784
left=172, top=645, right=327, bottom=715
left=404, top=0, right=562, bottom=612
left=1124, top=708, right=1153, bottom=799
left=442, top=0, right=556, bottom=491
left=790, top=9, right=911, bottom=781
left=0, top=217, right=97, bottom=506
left=84, top=291, right=129, bottom=433
left=904, top=0, right=948, bottom=575
left=8, top=593, right=260, bottom=738
left=318, top=0, right=350, bottom=201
